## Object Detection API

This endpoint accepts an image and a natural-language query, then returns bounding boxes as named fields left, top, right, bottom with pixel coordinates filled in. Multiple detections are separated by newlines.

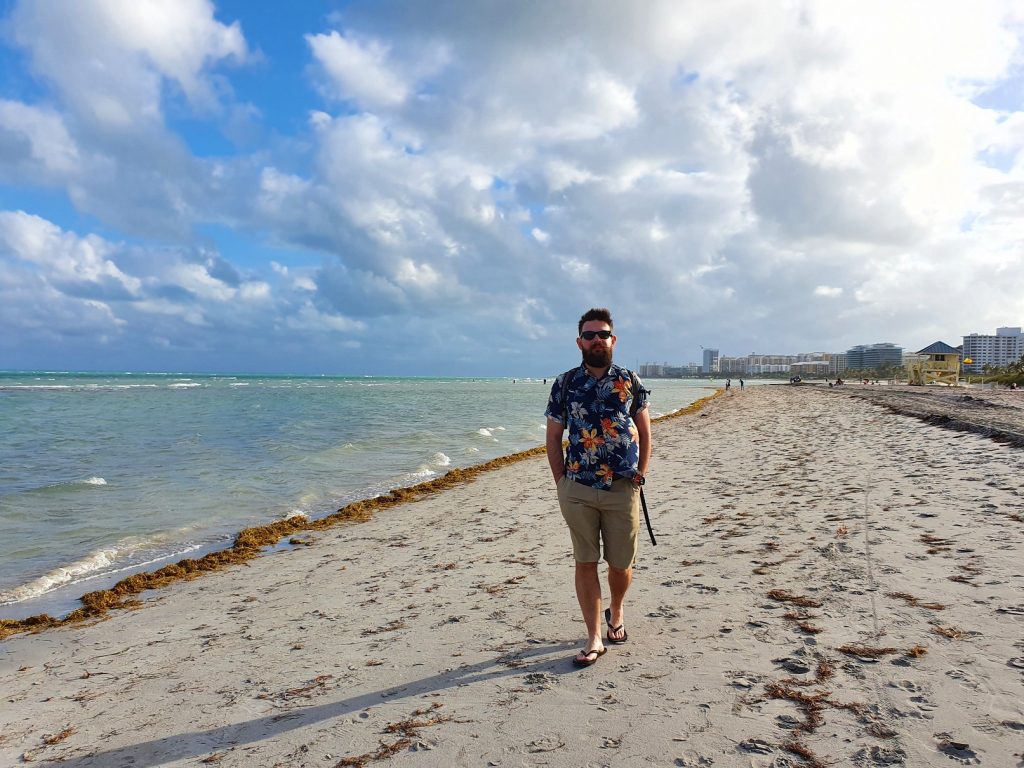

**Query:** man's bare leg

left=574, top=562, right=604, bottom=660
left=606, top=564, right=632, bottom=641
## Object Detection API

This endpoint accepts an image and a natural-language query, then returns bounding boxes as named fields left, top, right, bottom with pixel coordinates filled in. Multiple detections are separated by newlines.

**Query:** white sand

left=2, top=386, right=1022, bottom=767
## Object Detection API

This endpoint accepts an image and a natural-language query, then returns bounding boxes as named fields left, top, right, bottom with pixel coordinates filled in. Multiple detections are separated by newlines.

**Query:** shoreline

left=0, top=391, right=726, bottom=640
left=2, top=385, right=1021, bottom=767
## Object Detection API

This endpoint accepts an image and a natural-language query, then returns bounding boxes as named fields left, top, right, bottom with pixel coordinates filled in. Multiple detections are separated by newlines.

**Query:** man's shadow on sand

left=42, top=640, right=585, bottom=767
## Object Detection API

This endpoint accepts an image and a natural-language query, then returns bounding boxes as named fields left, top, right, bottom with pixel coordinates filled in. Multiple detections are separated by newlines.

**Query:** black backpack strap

left=559, top=368, right=576, bottom=425
left=629, top=370, right=649, bottom=420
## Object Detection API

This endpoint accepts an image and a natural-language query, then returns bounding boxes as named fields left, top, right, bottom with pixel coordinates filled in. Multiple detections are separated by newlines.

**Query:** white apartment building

left=962, top=327, right=1023, bottom=373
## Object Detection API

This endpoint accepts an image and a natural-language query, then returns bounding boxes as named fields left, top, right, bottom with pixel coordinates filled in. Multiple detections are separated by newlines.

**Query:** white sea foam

left=477, top=428, right=493, bottom=437
left=494, top=426, right=506, bottom=431
left=83, top=476, right=107, bottom=486
left=229, top=382, right=250, bottom=387
left=0, top=540, right=204, bottom=605
left=430, top=452, right=451, bottom=466
left=285, top=509, right=309, bottom=520
left=168, top=382, right=201, bottom=389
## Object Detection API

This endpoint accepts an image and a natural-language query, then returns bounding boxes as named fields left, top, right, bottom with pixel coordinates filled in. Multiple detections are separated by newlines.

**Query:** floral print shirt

left=545, top=363, right=649, bottom=490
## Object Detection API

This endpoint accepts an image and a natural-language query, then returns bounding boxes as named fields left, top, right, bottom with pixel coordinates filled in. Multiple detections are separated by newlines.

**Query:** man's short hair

left=578, top=307, right=613, bottom=335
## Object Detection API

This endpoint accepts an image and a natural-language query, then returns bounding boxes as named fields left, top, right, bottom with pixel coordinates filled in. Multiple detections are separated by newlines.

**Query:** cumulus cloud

left=306, top=31, right=411, bottom=109
left=0, top=100, right=79, bottom=176
left=2, top=1, right=1024, bottom=373
left=9, top=0, right=248, bottom=127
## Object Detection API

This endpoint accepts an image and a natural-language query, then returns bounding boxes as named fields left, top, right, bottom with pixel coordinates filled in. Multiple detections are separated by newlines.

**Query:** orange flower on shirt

left=580, top=428, right=605, bottom=453
left=566, top=460, right=581, bottom=475
left=596, top=464, right=612, bottom=481
left=600, top=417, right=619, bottom=440
left=612, top=377, right=631, bottom=402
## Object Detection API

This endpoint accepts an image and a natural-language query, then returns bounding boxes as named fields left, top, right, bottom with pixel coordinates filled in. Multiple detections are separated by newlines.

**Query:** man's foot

left=604, top=607, right=628, bottom=644
left=572, top=646, right=607, bottom=667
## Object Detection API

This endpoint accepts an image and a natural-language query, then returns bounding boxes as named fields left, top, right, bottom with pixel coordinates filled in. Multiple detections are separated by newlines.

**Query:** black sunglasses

left=580, top=330, right=612, bottom=340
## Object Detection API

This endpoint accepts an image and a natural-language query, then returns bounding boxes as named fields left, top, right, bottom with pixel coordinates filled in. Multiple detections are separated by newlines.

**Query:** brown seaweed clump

left=768, top=589, right=823, bottom=608
left=336, top=703, right=451, bottom=767
left=0, top=389, right=727, bottom=642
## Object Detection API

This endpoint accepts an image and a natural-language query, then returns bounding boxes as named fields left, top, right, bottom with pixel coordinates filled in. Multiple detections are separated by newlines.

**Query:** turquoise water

left=0, top=371, right=751, bottom=619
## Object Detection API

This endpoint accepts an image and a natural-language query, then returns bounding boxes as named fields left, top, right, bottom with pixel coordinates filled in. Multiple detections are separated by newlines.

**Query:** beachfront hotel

left=642, top=351, right=847, bottom=377
left=845, top=342, right=903, bottom=371
left=961, top=327, right=1023, bottom=373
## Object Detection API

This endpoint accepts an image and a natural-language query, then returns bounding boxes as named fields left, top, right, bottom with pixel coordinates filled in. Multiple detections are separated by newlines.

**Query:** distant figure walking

left=739, top=379, right=744, bottom=389
left=725, top=379, right=731, bottom=391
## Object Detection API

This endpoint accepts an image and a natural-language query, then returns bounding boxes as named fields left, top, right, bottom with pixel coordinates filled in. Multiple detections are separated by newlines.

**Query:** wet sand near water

left=1, top=385, right=1022, bottom=767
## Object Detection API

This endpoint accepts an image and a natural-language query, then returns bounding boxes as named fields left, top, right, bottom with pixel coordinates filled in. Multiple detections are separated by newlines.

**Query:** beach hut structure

left=908, top=341, right=961, bottom=386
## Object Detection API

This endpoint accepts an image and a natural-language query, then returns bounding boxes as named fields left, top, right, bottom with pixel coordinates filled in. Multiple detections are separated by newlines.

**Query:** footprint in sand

left=854, top=745, right=908, bottom=765
left=935, top=735, right=981, bottom=765
left=674, top=750, right=714, bottom=766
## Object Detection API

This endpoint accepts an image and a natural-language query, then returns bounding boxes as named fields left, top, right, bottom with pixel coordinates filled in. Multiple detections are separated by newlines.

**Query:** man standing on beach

left=545, top=308, right=651, bottom=667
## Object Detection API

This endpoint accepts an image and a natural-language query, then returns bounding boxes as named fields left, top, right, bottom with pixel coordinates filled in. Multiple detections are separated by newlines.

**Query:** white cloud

left=0, top=100, right=79, bottom=174
left=0, top=210, right=141, bottom=296
left=9, top=0, right=248, bottom=127
left=284, top=302, right=366, bottom=334
left=814, top=286, right=843, bottom=298
left=3, top=1, right=1024, bottom=373
left=395, top=259, right=440, bottom=288
left=307, top=31, right=410, bottom=109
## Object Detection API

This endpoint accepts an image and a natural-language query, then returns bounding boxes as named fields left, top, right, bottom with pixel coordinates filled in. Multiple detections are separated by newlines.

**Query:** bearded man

left=544, top=307, right=652, bottom=667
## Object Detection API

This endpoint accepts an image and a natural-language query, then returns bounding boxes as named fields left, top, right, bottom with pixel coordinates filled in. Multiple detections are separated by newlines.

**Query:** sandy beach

left=2, top=385, right=1022, bottom=767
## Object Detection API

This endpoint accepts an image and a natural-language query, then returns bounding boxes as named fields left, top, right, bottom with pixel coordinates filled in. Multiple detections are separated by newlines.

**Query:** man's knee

left=607, top=564, right=632, bottom=578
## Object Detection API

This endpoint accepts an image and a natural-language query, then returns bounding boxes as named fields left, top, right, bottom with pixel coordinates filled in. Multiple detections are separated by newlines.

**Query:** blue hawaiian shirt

left=545, top=364, right=649, bottom=490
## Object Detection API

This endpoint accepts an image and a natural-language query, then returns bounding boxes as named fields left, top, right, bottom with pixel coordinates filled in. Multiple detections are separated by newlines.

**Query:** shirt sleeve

left=632, top=373, right=650, bottom=413
left=544, top=373, right=567, bottom=425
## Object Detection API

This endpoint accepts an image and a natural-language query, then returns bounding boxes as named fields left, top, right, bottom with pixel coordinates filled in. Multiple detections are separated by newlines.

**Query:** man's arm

left=545, top=417, right=566, bottom=485
left=634, top=406, right=652, bottom=482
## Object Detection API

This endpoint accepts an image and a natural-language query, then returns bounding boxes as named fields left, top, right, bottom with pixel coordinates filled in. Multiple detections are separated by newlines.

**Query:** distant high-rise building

left=846, top=343, right=903, bottom=371
left=719, top=356, right=747, bottom=374
left=701, top=348, right=719, bottom=374
left=962, top=327, right=1023, bottom=373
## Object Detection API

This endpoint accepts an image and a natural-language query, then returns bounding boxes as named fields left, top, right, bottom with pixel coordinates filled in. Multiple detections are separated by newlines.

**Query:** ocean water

left=0, top=371, right=758, bottom=619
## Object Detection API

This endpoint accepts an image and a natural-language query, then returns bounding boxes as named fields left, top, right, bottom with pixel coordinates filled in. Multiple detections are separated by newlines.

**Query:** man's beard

left=583, top=346, right=612, bottom=368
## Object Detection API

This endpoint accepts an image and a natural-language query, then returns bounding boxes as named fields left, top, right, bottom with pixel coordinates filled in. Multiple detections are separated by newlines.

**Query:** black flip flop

left=604, top=607, right=628, bottom=644
left=572, top=646, right=607, bottom=667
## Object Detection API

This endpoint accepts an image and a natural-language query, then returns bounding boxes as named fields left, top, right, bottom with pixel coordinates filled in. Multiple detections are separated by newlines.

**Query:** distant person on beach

left=726, top=379, right=731, bottom=390
left=545, top=307, right=651, bottom=667
left=739, top=379, right=744, bottom=389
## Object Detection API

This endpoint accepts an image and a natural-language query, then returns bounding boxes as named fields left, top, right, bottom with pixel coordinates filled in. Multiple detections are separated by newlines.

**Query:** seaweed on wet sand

left=782, top=739, right=828, bottom=768
left=42, top=727, right=75, bottom=746
left=836, top=644, right=899, bottom=658
left=837, top=643, right=927, bottom=659
left=782, top=611, right=824, bottom=635
left=335, top=703, right=452, bottom=767
left=765, top=682, right=828, bottom=732
left=885, top=592, right=945, bottom=610
left=768, top=589, right=823, bottom=608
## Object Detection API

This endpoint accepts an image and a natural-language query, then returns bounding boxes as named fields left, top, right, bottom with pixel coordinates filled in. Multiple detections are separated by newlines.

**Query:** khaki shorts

left=557, top=476, right=640, bottom=570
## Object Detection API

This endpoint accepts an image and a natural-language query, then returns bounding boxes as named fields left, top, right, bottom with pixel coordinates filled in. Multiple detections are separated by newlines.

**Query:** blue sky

left=1, top=1, right=1023, bottom=376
